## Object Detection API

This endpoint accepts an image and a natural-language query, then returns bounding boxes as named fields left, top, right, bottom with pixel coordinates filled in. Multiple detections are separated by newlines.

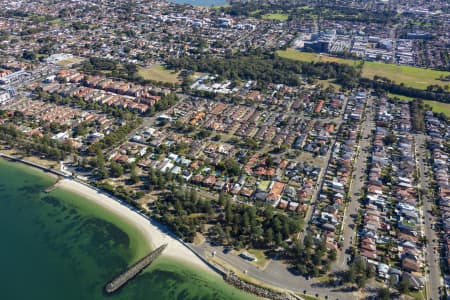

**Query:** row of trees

left=290, top=233, right=337, bottom=277
left=168, top=52, right=360, bottom=90
left=87, top=119, right=142, bottom=154
left=410, top=99, right=426, bottom=132
left=81, top=57, right=178, bottom=88
left=146, top=163, right=305, bottom=250
left=216, top=199, right=303, bottom=249
left=361, top=77, right=450, bottom=103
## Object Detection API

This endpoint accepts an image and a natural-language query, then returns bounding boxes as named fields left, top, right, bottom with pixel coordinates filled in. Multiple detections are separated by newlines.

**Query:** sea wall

left=223, top=272, right=297, bottom=300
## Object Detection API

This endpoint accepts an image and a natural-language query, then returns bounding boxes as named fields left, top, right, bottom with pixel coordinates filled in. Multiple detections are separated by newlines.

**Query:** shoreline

left=0, top=153, right=216, bottom=274
left=55, top=178, right=216, bottom=274
left=0, top=155, right=300, bottom=299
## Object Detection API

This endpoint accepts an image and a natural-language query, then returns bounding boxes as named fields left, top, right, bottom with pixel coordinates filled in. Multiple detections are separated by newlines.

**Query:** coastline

left=0, top=153, right=216, bottom=274
left=55, top=178, right=216, bottom=274
left=0, top=155, right=297, bottom=299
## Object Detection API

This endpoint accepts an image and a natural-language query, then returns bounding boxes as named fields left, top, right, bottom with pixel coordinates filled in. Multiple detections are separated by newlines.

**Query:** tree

left=216, top=158, right=241, bottom=176
left=356, top=274, right=367, bottom=289
left=328, top=249, right=337, bottom=261
left=377, top=287, right=390, bottom=300
left=97, top=166, right=108, bottom=179
left=110, top=161, right=124, bottom=177
left=383, top=133, right=397, bottom=146
left=275, top=231, right=283, bottom=246
left=345, top=266, right=356, bottom=283
left=218, top=191, right=226, bottom=207
left=265, top=227, right=274, bottom=245
left=398, top=277, right=411, bottom=294
left=22, top=50, right=36, bottom=60
left=304, top=232, right=314, bottom=249
left=225, top=199, right=233, bottom=224
left=242, top=212, right=250, bottom=233
left=130, top=168, right=140, bottom=184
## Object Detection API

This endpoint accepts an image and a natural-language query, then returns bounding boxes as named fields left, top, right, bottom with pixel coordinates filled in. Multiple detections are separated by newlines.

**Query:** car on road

left=223, top=247, right=232, bottom=254
left=240, top=251, right=257, bottom=262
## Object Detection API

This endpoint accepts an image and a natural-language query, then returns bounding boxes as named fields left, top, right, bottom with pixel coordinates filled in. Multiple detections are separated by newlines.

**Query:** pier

left=104, top=243, right=167, bottom=294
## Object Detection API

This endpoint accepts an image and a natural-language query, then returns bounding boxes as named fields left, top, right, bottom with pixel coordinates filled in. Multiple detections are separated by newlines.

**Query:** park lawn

left=137, top=64, right=181, bottom=84
left=246, top=249, right=269, bottom=268
left=317, top=79, right=341, bottom=90
left=385, top=95, right=450, bottom=117
left=424, top=100, right=450, bottom=117
left=261, top=13, right=289, bottom=21
left=277, top=48, right=358, bottom=65
left=362, top=61, right=450, bottom=90
left=249, top=9, right=262, bottom=16
left=56, top=57, right=85, bottom=67
left=387, top=93, right=415, bottom=101
left=278, top=48, right=450, bottom=90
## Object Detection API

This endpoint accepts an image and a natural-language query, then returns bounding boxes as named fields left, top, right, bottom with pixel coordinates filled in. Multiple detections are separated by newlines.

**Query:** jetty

left=104, top=243, right=167, bottom=294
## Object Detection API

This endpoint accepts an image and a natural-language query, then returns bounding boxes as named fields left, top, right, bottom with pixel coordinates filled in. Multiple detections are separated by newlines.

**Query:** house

left=402, top=257, right=421, bottom=272
left=377, top=263, right=389, bottom=278
left=203, top=175, right=217, bottom=187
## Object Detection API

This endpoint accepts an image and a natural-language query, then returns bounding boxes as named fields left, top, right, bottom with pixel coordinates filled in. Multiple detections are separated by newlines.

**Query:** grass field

left=246, top=249, right=269, bottom=268
left=261, top=13, right=289, bottom=21
left=387, top=94, right=450, bottom=116
left=362, top=61, right=450, bottom=90
left=317, top=79, right=341, bottom=90
left=387, top=93, right=415, bottom=101
left=277, top=48, right=450, bottom=90
left=277, top=49, right=357, bottom=65
left=56, top=57, right=85, bottom=67
left=249, top=9, right=262, bottom=16
left=137, top=64, right=181, bottom=84
left=424, top=100, right=450, bottom=117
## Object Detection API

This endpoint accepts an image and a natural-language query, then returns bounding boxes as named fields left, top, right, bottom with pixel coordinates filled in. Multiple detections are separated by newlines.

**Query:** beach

left=56, top=179, right=216, bottom=274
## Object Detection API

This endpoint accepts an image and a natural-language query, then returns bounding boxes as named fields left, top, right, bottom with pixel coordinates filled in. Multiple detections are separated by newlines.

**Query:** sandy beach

left=56, top=179, right=216, bottom=274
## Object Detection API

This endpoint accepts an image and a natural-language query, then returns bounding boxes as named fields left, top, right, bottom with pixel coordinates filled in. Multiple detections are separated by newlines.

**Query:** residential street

left=415, top=133, right=443, bottom=300
left=334, top=97, right=375, bottom=270
left=299, top=94, right=351, bottom=242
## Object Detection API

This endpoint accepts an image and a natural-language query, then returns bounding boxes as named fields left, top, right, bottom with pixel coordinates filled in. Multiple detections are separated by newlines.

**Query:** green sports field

left=261, top=13, right=289, bottom=21
left=424, top=100, right=450, bottom=117
left=362, top=61, right=450, bottom=90
left=277, top=48, right=450, bottom=90
left=277, top=49, right=357, bottom=65
left=137, top=64, right=180, bottom=84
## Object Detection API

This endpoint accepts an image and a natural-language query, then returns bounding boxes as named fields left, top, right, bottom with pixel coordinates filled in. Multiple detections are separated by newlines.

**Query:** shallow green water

left=0, top=159, right=255, bottom=300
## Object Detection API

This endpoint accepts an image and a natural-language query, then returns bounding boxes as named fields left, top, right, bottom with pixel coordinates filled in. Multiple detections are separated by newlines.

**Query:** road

left=298, top=94, right=351, bottom=242
left=415, top=133, right=442, bottom=300
left=333, top=96, right=374, bottom=270
left=191, top=243, right=359, bottom=300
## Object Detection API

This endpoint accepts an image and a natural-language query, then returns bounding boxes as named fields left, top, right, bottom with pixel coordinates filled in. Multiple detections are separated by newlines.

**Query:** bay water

left=0, top=158, right=254, bottom=300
